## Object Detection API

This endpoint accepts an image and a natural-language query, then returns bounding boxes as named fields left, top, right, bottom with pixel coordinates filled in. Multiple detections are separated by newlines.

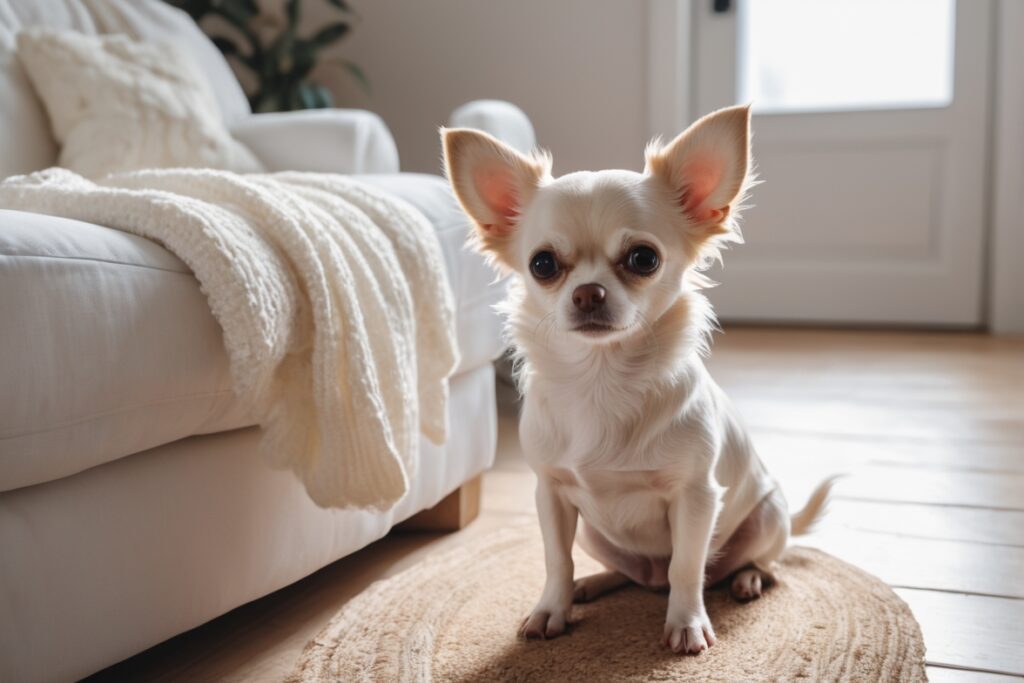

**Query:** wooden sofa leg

left=398, top=475, right=482, bottom=532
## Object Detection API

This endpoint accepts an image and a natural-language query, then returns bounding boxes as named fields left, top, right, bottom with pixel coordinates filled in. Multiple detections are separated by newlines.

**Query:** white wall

left=311, top=0, right=652, bottom=175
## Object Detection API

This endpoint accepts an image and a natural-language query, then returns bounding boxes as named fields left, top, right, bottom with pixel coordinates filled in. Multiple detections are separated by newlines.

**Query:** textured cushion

left=16, top=28, right=262, bottom=178
left=0, top=174, right=506, bottom=491
left=0, top=0, right=251, bottom=179
left=231, top=109, right=402, bottom=175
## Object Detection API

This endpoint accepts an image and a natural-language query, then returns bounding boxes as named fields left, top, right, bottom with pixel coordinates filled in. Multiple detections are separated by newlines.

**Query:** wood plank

left=926, top=666, right=1024, bottom=682
left=728, top=396, right=1024, bottom=444
left=822, top=500, right=1024, bottom=547
left=712, top=356, right=1024, bottom=401
left=798, top=529, right=1024, bottom=598
left=711, top=326, right=1024, bottom=361
left=767, top=459, right=1024, bottom=511
left=896, top=588, right=1024, bottom=676
left=751, top=431, right=1024, bottom=475
left=831, top=467, right=1024, bottom=510
left=721, top=378, right=1024, bottom=415
left=708, top=328, right=1024, bottom=447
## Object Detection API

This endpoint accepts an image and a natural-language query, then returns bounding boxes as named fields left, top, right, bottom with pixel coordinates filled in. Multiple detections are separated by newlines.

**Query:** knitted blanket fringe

left=0, top=168, right=459, bottom=509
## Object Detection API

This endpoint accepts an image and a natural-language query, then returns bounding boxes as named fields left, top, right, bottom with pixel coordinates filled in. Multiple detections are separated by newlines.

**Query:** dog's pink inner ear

left=473, top=164, right=520, bottom=234
left=679, top=157, right=726, bottom=223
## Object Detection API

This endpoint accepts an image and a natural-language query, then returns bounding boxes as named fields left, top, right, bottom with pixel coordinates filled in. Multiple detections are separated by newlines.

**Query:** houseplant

left=167, top=0, right=368, bottom=112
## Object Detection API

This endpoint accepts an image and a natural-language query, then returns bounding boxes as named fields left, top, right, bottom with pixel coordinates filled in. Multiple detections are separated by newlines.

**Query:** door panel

left=692, top=0, right=992, bottom=325
left=748, top=143, right=938, bottom=258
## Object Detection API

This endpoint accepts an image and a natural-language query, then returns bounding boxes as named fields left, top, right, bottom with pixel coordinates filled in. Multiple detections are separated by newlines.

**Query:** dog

left=442, top=105, right=834, bottom=655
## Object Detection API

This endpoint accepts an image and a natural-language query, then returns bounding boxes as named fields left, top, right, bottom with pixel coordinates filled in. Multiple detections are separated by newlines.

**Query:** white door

left=690, top=0, right=993, bottom=325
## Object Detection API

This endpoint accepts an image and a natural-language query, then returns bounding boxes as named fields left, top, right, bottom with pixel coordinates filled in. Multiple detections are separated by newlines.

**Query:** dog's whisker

left=531, top=312, right=553, bottom=340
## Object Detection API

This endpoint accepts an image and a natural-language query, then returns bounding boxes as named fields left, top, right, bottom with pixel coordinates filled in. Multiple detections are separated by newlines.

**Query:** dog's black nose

left=572, top=283, right=607, bottom=313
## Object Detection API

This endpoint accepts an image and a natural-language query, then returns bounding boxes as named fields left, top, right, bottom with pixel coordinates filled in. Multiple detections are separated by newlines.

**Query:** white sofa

left=0, top=2, right=531, bottom=681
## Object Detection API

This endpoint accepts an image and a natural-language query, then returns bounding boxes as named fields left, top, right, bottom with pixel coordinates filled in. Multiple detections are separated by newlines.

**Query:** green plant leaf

left=211, top=36, right=240, bottom=55
left=297, top=82, right=333, bottom=110
left=342, top=61, right=370, bottom=94
left=309, top=22, right=350, bottom=48
left=220, top=0, right=257, bottom=19
left=167, top=0, right=208, bottom=21
left=290, top=43, right=317, bottom=80
left=318, top=86, right=335, bottom=108
left=322, top=58, right=371, bottom=94
left=210, top=1, right=254, bottom=31
left=285, top=0, right=301, bottom=26
left=212, top=36, right=257, bottom=70
left=165, top=0, right=359, bottom=111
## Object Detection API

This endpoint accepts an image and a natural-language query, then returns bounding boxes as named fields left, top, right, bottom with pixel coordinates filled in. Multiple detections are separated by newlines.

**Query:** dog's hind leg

left=573, top=570, right=630, bottom=603
left=730, top=567, right=765, bottom=601
left=707, top=488, right=790, bottom=601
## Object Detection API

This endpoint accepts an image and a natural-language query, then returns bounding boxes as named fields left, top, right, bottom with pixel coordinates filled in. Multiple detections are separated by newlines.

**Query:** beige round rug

left=288, top=525, right=926, bottom=682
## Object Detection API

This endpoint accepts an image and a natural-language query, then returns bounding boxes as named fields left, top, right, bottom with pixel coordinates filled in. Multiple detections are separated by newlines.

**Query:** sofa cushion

left=0, top=0, right=251, bottom=179
left=16, top=28, right=264, bottom=177
left=0, top=174, right=507, bottom=492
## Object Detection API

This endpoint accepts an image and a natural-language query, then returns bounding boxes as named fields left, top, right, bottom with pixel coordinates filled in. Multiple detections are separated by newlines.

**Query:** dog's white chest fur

left=519, top=357, right=720, bottom=558
left=559, top=467, right=677, bottom=557
left=519, top=352, right=777, bottom=560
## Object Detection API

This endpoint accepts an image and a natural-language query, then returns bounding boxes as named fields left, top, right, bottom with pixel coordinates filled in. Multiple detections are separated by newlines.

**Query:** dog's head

left=443, top=105, right=752, bottom=346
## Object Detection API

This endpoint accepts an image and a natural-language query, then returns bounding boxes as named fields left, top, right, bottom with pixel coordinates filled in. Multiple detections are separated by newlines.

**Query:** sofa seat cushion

left=0, top=174, right=506, bottom=492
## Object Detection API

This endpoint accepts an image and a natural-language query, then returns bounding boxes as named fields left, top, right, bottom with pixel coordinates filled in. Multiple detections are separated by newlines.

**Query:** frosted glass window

left=738, top=0, right=956, bottom=114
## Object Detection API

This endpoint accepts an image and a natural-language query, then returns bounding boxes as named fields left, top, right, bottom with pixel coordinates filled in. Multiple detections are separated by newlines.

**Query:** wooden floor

left=90, top=328, right=1024, bottom=682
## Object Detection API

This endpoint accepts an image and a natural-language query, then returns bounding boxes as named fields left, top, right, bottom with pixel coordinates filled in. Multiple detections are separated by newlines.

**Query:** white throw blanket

left=0, top=168, right=459, bottom=510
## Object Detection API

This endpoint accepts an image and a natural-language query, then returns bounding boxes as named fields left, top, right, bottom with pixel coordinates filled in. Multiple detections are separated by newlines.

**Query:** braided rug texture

left=288, top=524, right=926, bottom=682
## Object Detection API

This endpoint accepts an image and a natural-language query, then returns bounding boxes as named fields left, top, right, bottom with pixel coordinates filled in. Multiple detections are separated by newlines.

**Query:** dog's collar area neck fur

left=511, top=290, right=716, bottom=395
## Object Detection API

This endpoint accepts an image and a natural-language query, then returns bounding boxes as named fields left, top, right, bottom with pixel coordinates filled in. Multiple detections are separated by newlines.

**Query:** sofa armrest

left=448, top=100, right=537, bottom=153
left=230, top=109, right=400, bottom=174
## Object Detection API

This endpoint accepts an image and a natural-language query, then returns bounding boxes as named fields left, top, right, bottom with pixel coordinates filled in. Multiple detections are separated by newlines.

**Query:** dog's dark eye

left=625, top=246, right=660, bottom=275
left=530, top=251, right=560, bottom=280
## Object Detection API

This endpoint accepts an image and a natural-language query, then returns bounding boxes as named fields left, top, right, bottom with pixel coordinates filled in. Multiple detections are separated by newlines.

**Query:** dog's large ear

left=645, top=105, right=751, bottom=239
left=442, top=127, right=549, bottom=267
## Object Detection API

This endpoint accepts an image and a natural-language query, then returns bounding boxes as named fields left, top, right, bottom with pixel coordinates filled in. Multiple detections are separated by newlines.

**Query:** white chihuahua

left=443, top=105, right=833, bottom=655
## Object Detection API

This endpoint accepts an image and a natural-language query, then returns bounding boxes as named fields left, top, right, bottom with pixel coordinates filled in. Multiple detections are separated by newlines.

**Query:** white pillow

left=15, top=28, right=263, bottom=178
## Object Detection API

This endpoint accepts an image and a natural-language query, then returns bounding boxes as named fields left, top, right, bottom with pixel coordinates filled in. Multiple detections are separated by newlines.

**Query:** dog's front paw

left=663, top=608, right=716, bottom=654
left=519, top=605, right=571, bottom=640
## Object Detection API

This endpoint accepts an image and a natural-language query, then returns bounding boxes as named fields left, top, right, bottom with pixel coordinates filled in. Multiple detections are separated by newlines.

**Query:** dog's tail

left=790, top=476, right=841, bottom=536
